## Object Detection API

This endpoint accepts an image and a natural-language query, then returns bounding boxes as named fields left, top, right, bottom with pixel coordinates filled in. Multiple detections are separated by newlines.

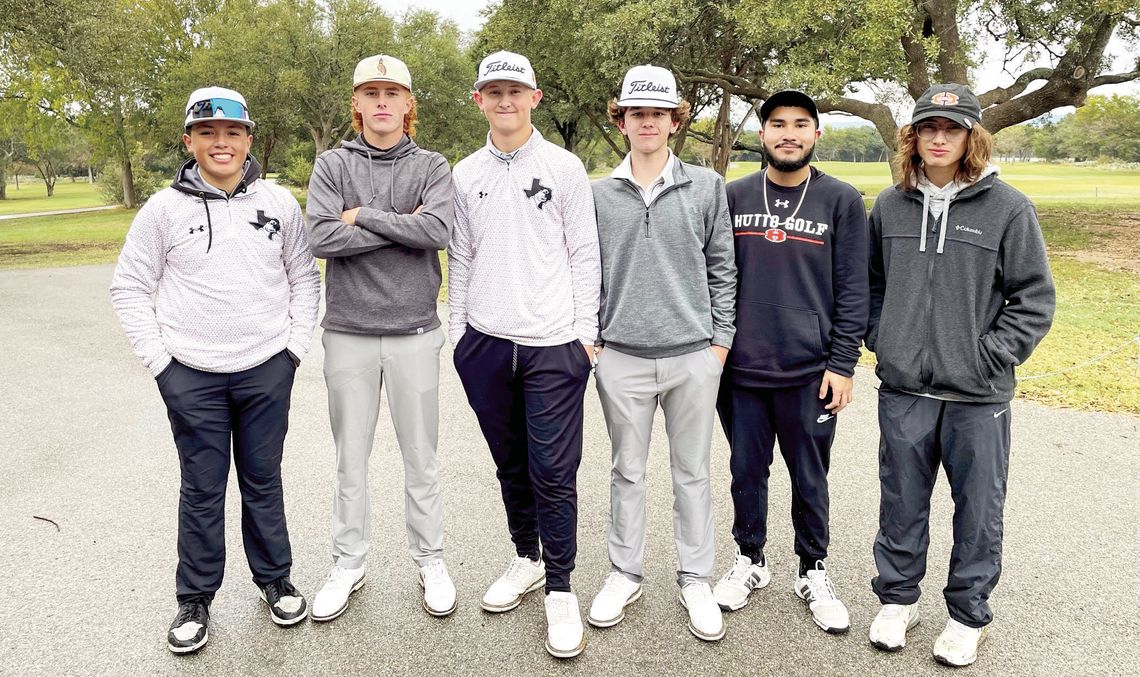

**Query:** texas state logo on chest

left=733, top=213, right=830, bottom=246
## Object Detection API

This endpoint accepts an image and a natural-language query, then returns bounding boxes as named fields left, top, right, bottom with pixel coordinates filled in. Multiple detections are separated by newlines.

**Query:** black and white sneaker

left=259, top=577, right=309, bottom=626
left=167, top=597, right=210, bottom=654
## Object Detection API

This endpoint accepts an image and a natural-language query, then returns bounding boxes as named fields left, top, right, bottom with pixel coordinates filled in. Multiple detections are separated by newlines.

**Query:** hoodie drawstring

left=919, top=192, right=929, bottom=253
left=200, top=192, right=214, bottom=253
left=936, top=202, right=949, bottom=254
left=366, top=150, right=377, bottom=205
left=388, top=159, right=397, bottom=213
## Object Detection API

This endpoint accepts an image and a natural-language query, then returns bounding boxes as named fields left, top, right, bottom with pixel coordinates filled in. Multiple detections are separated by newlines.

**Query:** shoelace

left=806, top=571, right=838, bottom=603
left=265, top=578, right=296, bottom=601
left=174, top=599, right=208, bottom=626
left=879, top=604, right=909, bottom=620
left=723, top=555, right=755, bottom=586
left=602, top=571, right=631, bottom=595
left=504, top=557, right=535, bottom=585
left=546, top=594, right=574, bottom=622
left=685, top=583, right=714, bottom=604
left=327, top=566, right=351, bottom=584
left=422, top=561, right=447, bottom=585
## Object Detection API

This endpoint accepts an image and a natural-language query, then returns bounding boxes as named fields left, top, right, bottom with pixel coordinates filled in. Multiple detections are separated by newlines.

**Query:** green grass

left=0, top=180, right=109, bottom=215
left=0, top=208, right=133, bottom=269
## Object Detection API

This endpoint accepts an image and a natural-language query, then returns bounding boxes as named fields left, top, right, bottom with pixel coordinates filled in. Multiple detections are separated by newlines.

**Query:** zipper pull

left=644, top=208, right=650, bottom=237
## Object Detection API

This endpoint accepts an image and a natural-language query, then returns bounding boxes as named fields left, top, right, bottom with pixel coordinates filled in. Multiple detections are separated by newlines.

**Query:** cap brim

left=911, top=110, right=975, bottom=128
left=186, top=118, right=255, bottom=129
left=474, top=76, right=536, bottom=91
left=354, top=77, right=412, bottom=91
left=616, top=97, right=678, bottom=109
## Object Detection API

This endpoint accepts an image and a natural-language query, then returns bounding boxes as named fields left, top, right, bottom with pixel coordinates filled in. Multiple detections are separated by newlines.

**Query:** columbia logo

left=955, top=225, right=983, bottom=235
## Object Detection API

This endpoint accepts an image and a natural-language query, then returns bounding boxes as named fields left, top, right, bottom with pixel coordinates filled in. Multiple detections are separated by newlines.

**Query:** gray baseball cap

left=911, top=84, right=982, bottom=129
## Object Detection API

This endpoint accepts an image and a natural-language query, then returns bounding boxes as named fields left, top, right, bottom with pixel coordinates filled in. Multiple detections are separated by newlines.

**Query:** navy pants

left=453, top=326, right=591, bottom=592
left=872, top=385, right=1011, bottom=628
left=717, top=373, right=836, bottom=569
left=156, top=351, right=296, bottom=602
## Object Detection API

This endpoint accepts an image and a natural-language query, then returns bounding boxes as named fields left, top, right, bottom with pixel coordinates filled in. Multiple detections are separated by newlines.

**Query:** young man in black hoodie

left=866, top=84, right=1054, bottom=667
left=306, top=55, right=456, bottom=621
left=713, top=91, right=868, bottom=635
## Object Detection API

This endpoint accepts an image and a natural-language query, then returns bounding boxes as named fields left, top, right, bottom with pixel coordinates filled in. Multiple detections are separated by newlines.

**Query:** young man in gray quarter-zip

left=306, top=55, right=456, bottom=622
left=587, top=65, right=736, bottom=642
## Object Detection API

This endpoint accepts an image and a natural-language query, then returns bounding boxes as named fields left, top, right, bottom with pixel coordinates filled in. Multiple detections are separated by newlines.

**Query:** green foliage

left=815, top=126, right=889, bottom=162
left=278, top=143, right=315, bottom=188
left=97, top=160, right=163, bottom=205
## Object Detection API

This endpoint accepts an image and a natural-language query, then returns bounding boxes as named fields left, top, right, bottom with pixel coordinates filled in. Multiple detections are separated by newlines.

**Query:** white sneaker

left=933, top=618, right=987, bottom=667
left=544, top=591, right=585, bottom=658
left=869, top=603, right=920, bottom=651
left=679, top=582, right=725, bottom=641
left=419, top=559, right=457, bottom=617
left=794, top=562, right=850, bottom=634
left=311, top=565, right=365, bottom=622
left=713, top=554, right=771, bottom=611
left=481, top=556, right=546, bottom=612
left=587, top=572, right=642, bottom=628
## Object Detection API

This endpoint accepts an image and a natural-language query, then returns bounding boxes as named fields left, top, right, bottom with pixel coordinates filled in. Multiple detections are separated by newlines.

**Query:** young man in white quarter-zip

left=586, top=65, right=736, bottom=642
left=448, top=50, right=600, bottom=659
left=111, top=87, right=321, bottom=654
left=305, top=54, right=457, bottom=623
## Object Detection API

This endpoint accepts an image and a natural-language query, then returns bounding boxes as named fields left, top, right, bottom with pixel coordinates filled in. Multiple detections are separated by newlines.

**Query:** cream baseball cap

left=353, top=54, right=412, bottom=91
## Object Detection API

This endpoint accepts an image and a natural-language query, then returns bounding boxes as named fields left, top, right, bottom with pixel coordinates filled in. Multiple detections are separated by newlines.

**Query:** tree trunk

left=712, top=92, right=733, bottom=177
left=121, top=157, right=137, bottom=209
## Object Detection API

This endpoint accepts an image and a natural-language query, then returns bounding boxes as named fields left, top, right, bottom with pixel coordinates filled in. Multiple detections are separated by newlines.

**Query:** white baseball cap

left=353, top=54, right=412, bottom=91
left=474, top=51, right=537, bottom=91
left=617, top=65, right=679, bottom=109
left=184, top=87, right=254, bottom=129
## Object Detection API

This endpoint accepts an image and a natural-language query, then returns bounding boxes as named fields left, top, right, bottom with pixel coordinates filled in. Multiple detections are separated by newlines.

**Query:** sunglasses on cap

left=187, top=97, right=250, bottom=123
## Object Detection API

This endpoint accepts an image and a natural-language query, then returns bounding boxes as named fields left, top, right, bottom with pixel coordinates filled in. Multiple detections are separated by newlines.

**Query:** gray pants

left=872, top=385, right=1012, bottom=628
left=595, top=347, right=722, bottom=587
left=323, top=328, right=446, bottom=569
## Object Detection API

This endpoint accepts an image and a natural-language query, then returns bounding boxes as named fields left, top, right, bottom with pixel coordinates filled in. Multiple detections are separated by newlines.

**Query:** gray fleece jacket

left=591, top=159, right=736, bottom=358
left=306, top=134, right=453, bottom=335
left=867, top=173, right=1055, bottom=403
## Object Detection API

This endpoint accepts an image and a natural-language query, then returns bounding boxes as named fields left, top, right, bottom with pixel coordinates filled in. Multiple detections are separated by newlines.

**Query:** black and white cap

left=617, top=65, right=678, bottom=108
left=475, top=51, right=537, bottom=90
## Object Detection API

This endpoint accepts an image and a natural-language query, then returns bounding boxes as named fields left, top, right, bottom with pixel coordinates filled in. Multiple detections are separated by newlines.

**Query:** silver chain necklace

left=763, top=168, right=812, bottom=223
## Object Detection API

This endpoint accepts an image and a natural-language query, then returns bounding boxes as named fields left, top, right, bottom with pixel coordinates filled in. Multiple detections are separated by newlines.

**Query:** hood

left=171, top=154, right=262, bottom=200
left=911, top=164, right=999, bottom=254
left=338, top=134, right=420, bottom=211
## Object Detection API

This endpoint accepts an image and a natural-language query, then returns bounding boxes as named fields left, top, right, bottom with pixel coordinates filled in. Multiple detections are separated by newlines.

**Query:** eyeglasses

left=187, top=98, right=249, bottom=122
left=915, top=122, right=967, bottom=141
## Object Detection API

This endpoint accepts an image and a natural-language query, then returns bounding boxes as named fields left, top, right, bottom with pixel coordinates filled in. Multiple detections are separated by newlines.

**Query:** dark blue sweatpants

left=872, top=385, right=1011, bottom=628
left=155, top=351, right=297, bottom=602
left=453, top=326, right=591, bottom=592
left=717, top=373, right=837, bottom=569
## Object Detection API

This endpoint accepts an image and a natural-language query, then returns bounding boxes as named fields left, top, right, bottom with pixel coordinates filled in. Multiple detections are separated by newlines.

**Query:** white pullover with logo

left=111, top=157, right=321, bottom=376
left=448, top=127, right=600, bottom=347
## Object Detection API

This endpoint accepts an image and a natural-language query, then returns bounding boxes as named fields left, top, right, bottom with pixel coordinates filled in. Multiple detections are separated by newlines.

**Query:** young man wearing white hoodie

left=111, top=87, right=321, bottom=654
left=448, top=50, right=600, bottom=659
left=305, top=55, right=456, bottom=621
left=587, top=65, right=736, bottom=642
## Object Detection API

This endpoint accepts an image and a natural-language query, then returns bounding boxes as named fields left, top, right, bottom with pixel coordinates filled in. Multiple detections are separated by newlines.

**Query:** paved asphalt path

left=0, top=264, right=1136, bottom=676
left=0, top=206, right=120, bottom=221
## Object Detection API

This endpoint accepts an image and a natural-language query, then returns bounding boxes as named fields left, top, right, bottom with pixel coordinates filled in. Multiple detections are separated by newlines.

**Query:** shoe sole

left=678, top=593, right=725, bottom=642
left=481, top=576, right=546, bottom=613
left=545, top=635, right=586, bottom=659
left=794, top=585, right=849, bottom=635
left=586, top=586, right=643, bottom=628
left=311, top=574, right=366, bottom=623
left=419, top=572, right=458, bottom=617
left=869, top=613, right=920, bottom=652
left=717, top=573, right=771, bottom=612
left=168, top=631, right=208, bottom=655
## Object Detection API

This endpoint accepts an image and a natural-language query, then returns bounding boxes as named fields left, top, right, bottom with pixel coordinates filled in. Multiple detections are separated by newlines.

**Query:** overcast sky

left=389, top=0, right=1138, bottom=126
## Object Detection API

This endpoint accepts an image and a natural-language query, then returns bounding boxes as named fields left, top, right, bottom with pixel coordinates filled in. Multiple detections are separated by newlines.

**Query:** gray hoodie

left=867, top=172, right=1055, bottom=403
left=591, top=159, right=736, bottom=358
left=307, top=134, right=453, bottom=335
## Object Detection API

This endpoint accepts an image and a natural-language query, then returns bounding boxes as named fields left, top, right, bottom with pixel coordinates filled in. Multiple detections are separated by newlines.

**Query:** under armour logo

left=248, top=209, right=282, bottom=240
left=478, top=191, right=489, bottom=199
left=523, top=178, right=553, bottom=210
left=774, top=199, right=790, bottom=209
left=190, top=225, right=205, bottom=234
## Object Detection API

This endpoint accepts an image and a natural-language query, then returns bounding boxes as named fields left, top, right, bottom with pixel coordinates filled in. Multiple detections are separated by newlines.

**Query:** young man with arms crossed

left=587, top=65, right=736, bottom=642
left=866, top=84, right=1054, bottom=667
left=111, top=87, right=321, bottom=653
left=712, top=91, right=868, bottom=635
left=305, top=55, right=456, bottom=621
left=448, top=50, right=600, bottom=658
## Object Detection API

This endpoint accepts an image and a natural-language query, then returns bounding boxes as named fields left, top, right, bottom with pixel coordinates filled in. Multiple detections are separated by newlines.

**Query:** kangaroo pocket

left=928, top=331, right=996, bottom=398
left=730, top=300, right=824, bottom=376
